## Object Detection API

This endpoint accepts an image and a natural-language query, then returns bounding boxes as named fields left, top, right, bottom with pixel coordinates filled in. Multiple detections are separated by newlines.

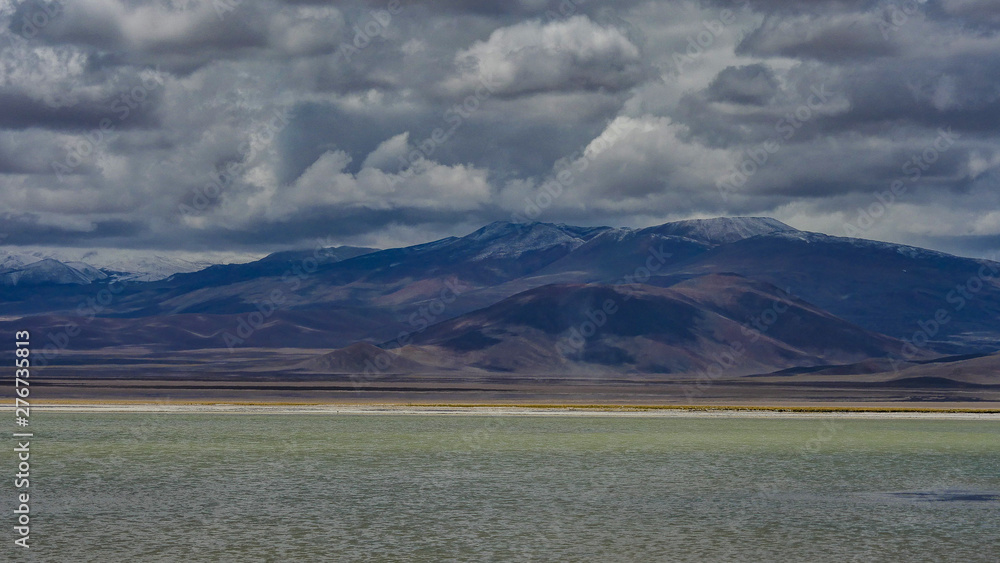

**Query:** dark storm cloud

left=823, top=55, right=1000, bottom=135
left=673, top=76, right=839, bottom=150
left=705, top=64, right=779, bottom=105
left=192, top=204, right=495, bottom=248
left=737, top=13, right=896, bottom=62
left=13, top=0, right=272, bottom=54
left=0, top=213, right=144, bottom=246
left=276, top=101, right=406, bottom=182
left=926, top=0, right=1000, bottom=29
left=923, top=233, right=1000, bottom=256
left=0, top=87, right=161, bottom=131
left=714, top=0, right=877, bottom=13
left=0, top=0, right=997, bottom=258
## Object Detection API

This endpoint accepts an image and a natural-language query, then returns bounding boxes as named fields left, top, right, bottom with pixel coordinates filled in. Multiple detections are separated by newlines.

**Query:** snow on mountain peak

left=463, top=222, right=595, bottom=261
left=0, top=247, right=264, bottom=283
left=647, top=217, right=797, bottom=245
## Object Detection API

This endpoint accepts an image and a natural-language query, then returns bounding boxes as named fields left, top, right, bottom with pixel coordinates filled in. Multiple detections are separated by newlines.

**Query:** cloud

left=442, top=15, right=646, bottom=97
left=705, top=64, right=779, bottom=106
left=937, top=0, right=1000, bottom=28
left=361, top=131, right=410, bottom=172
left=0, top=0, right=997, bottom=260
left=737, top=12, right=896, bottom=62
left=284, top=149, right=491, bottom=213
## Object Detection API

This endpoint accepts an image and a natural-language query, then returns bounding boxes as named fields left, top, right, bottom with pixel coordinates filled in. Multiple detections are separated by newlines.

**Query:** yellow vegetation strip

left=19, top=400, right=1000, bottom=413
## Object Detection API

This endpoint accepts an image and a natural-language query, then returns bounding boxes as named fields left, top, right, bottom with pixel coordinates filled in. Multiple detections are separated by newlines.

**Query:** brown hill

left=352, top=275, right=911, bottom=376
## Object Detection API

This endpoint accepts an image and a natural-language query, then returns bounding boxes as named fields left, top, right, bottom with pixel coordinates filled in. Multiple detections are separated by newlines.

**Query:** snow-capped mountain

left=468, top=221, right=609, bottom=261
left=94, top=254, right=255, bottom=282
left=0, top=249, right=56, bottom=271
left=2, top=216, right=999, bottom=357
left=0, top=258, right=107, bottom=287
left=643, top=217, right=797, bottom=245
left=0, top=248, right=264, bottom=285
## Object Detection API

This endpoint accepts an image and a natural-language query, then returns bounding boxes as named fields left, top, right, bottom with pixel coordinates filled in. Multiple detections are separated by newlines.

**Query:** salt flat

left=14, top=403, right=1000, bottom=419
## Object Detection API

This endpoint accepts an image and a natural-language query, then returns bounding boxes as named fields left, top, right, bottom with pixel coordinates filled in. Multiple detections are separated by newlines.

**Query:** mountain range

left=3, top=217, right=999, bottom=388
left=0, top=248, right=266, bottom=284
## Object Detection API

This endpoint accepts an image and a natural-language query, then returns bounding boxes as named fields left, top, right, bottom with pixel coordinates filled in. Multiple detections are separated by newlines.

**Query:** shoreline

left=10, top=402, right=1000, bottom=418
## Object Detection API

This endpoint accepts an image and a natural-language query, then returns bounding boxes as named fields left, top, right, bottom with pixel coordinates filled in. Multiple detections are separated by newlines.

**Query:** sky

left=0, top=0, right=998, bottom=259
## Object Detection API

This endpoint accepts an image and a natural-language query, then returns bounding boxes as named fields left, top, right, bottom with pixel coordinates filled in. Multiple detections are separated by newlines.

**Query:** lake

left=6, top=413, right=999, bottom=561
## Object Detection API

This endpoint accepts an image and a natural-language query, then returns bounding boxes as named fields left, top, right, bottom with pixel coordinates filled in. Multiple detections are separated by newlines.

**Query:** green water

left=4, top=414, right=999, bottom=561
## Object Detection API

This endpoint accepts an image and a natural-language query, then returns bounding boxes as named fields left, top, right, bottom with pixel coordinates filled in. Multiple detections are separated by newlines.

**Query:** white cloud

left=227, top=149, right=494, bottom=224
left=0, top=0, right=998, bottom=256
left=443, top=15, right=644, bottom=97
left=361, top=132, right=411, bottom=172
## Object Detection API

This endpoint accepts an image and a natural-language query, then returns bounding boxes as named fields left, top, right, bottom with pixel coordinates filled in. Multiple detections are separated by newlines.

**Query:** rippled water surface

left=5, top=414, right=999, bottom=561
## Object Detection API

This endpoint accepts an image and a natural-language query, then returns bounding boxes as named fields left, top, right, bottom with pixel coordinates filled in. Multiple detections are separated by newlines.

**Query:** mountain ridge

left=4, top=217, right=999, bottom=380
